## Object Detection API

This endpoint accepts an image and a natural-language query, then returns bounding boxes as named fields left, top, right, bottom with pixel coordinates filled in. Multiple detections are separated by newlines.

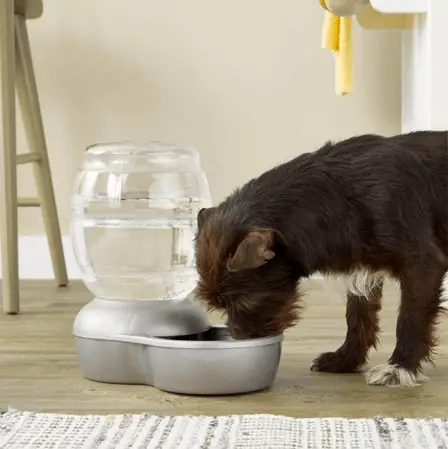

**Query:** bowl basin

left=75, top=325, right=283, bottom=395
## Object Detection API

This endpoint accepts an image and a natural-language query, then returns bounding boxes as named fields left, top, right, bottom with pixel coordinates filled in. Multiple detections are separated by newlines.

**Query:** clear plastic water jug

left=70, top=142, right=211, bottom=301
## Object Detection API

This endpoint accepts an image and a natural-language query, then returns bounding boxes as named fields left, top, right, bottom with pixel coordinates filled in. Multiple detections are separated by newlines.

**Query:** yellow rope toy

left=320, top=0, right=353, bottom=96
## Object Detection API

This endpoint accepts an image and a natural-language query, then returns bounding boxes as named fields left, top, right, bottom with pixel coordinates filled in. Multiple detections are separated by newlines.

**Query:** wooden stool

left=0, top=0, right=68, bottom=314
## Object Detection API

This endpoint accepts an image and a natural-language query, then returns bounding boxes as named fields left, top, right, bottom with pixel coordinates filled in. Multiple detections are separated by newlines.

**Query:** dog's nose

left=225, top=319, right=244, bottom=339
left=229, top=326, right=250, bottom=340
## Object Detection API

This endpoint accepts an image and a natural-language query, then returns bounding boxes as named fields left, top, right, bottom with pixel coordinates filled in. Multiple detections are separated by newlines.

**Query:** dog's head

left=194, top=206, right=303, bottom=339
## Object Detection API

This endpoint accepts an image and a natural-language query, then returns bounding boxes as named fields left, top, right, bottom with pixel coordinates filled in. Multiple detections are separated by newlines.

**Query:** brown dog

left=194, top=131, right=448, bottom=388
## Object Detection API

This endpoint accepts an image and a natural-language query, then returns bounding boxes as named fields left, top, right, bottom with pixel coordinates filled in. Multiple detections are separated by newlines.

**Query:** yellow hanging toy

left=320, top=0, right=353, bottom=96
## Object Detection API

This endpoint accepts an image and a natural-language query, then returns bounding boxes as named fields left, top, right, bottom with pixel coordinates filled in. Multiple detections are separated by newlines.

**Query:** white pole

left=401, top=0, right=448, bottom=132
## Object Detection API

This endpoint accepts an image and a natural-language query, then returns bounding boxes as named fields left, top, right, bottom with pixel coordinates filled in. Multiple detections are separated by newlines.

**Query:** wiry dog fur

left=194, top=131, right=448, bottom=387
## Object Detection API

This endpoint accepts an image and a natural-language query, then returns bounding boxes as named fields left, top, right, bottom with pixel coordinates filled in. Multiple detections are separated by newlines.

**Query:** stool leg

left=0, top=0, right=19, bottom=314
left=14, top=15, right=68, bottom=287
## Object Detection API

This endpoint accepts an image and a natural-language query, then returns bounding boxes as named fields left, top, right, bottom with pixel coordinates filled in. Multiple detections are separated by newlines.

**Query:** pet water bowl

left=70, top=141, right=283, bottom=395
left=74, top=316, right=283, bottom=395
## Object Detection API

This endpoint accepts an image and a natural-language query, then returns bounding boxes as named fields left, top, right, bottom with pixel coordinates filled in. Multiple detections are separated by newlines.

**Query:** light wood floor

left=1, top=279, right=448, bottom=418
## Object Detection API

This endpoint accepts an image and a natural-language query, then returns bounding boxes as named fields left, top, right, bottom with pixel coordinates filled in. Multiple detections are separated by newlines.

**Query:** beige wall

left=18, top=0, right=401, bottom=235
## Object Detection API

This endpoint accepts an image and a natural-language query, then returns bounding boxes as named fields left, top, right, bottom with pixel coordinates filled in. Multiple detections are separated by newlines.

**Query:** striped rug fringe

left=0, top=408, right=447, bottom=448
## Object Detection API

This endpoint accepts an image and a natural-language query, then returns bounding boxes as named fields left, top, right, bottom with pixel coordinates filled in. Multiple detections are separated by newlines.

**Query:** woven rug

left=0, top=409, right=447, bottom=449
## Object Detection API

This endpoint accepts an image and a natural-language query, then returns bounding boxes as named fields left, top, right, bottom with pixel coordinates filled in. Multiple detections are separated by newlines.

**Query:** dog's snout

left=225, top=318, right=247, bottom=340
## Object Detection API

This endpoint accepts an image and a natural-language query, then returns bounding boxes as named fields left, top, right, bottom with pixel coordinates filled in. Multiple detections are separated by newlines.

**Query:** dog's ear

left=197, top=207, right=216, bottom=229
left=227, top=229, right=276, bottom=272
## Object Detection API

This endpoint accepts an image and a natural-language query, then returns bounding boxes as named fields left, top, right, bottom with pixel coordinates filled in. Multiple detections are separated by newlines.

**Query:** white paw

left=365, top=363, right=428, bottom=388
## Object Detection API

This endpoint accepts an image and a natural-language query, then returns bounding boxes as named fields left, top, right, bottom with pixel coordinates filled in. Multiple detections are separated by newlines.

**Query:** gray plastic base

left=73, top=296, right=211, bottom=339
left=74, top=326, right=283, bottom=395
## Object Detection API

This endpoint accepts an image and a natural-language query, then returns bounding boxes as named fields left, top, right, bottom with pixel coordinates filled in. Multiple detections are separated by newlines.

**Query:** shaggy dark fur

left=194, top=131, right=448, bottom=384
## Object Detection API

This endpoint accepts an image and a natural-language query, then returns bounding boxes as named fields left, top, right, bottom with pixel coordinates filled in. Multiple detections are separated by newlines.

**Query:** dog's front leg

left=366, top=262, right=446, bottom=387
left=311, top=277, right=383, bottom=373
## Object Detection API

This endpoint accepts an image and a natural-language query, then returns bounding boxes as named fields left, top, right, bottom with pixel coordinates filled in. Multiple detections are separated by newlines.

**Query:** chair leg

left=14, top=14, right=68, bottom=287
left=0, top=0, right=19, bottom=314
